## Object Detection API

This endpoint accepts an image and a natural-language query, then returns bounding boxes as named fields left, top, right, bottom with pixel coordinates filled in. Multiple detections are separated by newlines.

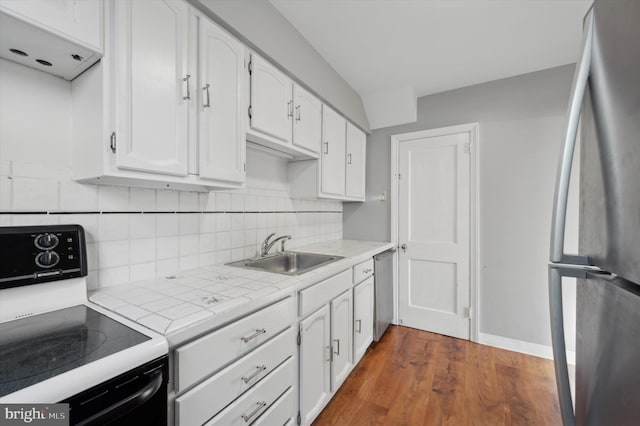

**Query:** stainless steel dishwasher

left=374, top=248, right=395, bottom=341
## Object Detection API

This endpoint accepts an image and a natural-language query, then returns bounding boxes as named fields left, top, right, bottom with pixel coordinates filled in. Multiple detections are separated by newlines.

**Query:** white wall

left=0, top=58, right=342, bottom=290
left=343, top=64, right=579, bottom=350
left=189, top=0, right=370, bottom=132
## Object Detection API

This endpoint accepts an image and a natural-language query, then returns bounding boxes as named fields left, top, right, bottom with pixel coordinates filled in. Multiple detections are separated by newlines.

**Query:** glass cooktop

left=0, top=305, right=150, bottom=397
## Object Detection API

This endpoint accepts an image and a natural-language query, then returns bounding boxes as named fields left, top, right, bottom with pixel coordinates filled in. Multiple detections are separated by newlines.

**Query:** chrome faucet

left=260, top=233, right=291, bottom=257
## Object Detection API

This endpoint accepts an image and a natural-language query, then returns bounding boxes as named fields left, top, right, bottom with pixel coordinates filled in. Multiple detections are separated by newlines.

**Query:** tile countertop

left=89, top=239, right=394, bottom=347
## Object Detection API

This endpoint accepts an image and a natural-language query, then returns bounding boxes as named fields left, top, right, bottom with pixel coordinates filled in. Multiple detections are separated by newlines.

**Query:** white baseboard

left=478, top=332, right=575, bottom=365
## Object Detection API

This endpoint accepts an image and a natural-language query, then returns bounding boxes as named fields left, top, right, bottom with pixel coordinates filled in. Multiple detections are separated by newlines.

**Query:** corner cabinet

left=289, top=106, right=367, bottom=201
left=71, top=0, right=246, bottom=191
left=247, top=54, right=321, bottom=159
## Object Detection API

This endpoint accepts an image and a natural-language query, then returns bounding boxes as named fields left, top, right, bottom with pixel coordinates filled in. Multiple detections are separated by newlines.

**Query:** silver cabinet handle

left=287, top=100, right=293, bottom=118
left=356, top=319, right=362, bottom=333
left=203, top=84, right=211, bottom=108
left=333, top=339, right=340, bottom=355
left=242, top=365, right=267, bottom=384
left=550, top=11, right=593, bottom=264
left=363, top=268, right=372, bottom=274
left=183, top=74, right=191, bottom=100
left=241, top=401, right=267, bottom=423
left=347, top=153, right=352, bottom=165
left=327, top=345, right=333, bottom=362
left=295, top=105, right=301, bottom=121
left=241, top=328, right=266, bottom=343
left=324, top=142, right=329, bottom=155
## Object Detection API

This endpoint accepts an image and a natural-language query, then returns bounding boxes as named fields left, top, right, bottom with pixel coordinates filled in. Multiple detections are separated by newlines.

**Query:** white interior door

left=398, top=131, right=470, bottom=339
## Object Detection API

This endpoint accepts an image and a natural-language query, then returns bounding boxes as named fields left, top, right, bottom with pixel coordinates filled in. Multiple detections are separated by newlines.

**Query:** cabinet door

left=299, top=305, right=331, bottom=426
left=114, top=0, right=189, bottom=176
left=330, top=290, right=353, bottom=391
left=345, top=122, right=367, bottom=199
left=199, top=18, right=245, bottom=184
left=0, top=0, right=102, bottom=51
left=249, top=55, right=293, bottom=144
left=354, top=277, right=374, bottom=362
left=320, top=106, right=346, bottom=196
left=292, top=84, right=321, bottom=153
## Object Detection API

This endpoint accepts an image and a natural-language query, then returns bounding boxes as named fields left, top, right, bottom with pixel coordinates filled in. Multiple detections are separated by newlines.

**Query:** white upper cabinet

left=345, top=122, right=366, bottom=200
left=0, top=0, right=102, bottom=51
left=247, top=54, right=321, bottom=159
left=292, top=84, right=322, bottom=154
left=113, top=0, right=189, bottom=176
left=249, top=54, right=293, bottom=144
left=320, top=105, right=347, bottom=197
left=72, top=1, right=246, bottom=191
left=198, top=17, right=246, bottom=184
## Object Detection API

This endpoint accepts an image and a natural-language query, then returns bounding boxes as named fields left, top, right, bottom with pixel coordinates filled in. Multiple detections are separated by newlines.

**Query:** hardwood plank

left=313, top=325, right=561, bottom=426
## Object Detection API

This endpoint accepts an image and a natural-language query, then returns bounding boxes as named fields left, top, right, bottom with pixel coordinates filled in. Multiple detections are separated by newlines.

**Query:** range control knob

left=35, top=251, right=60, bottom=268
left=35, top=233, right=59, bottom=250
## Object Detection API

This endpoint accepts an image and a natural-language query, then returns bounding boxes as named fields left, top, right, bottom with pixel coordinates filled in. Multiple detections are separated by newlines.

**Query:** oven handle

left=76, top=370, right=163, bottom=426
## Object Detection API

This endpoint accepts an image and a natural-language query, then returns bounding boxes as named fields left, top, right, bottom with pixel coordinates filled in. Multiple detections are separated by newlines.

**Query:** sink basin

left=227, top=251, right=344, bottom=276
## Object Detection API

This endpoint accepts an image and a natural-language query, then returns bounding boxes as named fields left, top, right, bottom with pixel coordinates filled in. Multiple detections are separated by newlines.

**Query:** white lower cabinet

left=252, top=378, right=296, bottom=425
left=299, top=272, right=355, bottom=425
left=330, top=290, right=353, bottom=390
left=205, top=358, right=295, bottom=425
left=353, top=276, right=374, bottom=363
left=172, top=297, right=295, bottom=426
left=299, top=304, right=331, bottom=425
left=175, top=328, right=294, bottom=426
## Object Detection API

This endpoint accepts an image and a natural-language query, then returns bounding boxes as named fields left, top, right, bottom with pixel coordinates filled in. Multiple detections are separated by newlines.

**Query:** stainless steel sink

left=227, top=251, right=344, bottom=276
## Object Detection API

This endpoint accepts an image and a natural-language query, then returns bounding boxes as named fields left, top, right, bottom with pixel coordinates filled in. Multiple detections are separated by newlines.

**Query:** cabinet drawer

left=176, top=328, right=294, bottom=426
left=299, top=269, right=350, bottom=317
left=176, top=297, right=294, bottom=392
left=205, top=357, right=295, bottom=426
left=252, top=386, right=295, bottom=426
left=353, top=258, right=374, bottom=284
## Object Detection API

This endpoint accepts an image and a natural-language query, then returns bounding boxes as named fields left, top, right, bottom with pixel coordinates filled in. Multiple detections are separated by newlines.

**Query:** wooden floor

left=313, top=326, right=560, bottom=426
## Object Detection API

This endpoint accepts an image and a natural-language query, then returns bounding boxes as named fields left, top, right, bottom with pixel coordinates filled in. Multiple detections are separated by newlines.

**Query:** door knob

left=401, top=243, right=407, bottom=252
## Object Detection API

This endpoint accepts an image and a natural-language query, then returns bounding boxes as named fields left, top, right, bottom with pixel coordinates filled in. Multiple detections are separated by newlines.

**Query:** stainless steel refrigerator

left=549, top=1, right=640, bottom=425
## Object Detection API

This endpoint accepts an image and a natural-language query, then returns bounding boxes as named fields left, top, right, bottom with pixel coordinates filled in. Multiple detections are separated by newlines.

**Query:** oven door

left=64, top=356, right=168, bottom=426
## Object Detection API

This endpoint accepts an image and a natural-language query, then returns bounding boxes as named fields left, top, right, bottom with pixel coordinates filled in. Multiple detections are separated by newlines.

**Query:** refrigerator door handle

left=550, top=11, right=594, bottom=265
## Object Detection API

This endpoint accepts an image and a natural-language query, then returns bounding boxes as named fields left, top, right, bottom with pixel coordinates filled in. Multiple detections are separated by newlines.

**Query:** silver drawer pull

left=362, top=268, right=372, bottom=274
left=333, top=338, right=340, bottom=355
left=241, top=328, right=266, bottom=343
left=356, top=319, right=362, bottom=333
left=242, top=365, right=267, bottom=384
left=241, top=401, right=267, bottom=423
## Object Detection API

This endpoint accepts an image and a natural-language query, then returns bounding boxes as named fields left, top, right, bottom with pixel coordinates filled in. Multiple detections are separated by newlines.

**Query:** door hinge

left=464, top=142, right=471, bottom=154
left=248, top=59, right=253, bottom=75
left=243, top=162, right=246, bottom=172
left=110, top=132, right=116, bottom=153
left=297, top=411, right=301, bottom=425
left=248, top=105, right=252, bottom=119
left=296, top=330, right=301, bottom=346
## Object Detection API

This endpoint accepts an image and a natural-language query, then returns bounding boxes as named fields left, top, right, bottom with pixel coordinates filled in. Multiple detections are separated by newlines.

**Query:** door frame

left=390, top=122, right=480, bottom=342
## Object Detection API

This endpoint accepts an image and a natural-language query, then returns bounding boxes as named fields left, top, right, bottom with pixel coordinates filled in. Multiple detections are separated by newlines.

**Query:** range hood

left=0, top=11, right=102, bottom=81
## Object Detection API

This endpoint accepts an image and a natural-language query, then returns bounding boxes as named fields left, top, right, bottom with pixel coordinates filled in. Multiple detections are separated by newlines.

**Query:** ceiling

left=270, top=0, right=592, bottom=101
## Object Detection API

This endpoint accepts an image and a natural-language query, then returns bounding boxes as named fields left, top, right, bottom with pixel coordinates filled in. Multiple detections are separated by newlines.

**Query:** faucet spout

left=261, top=234, right=291, bottom=256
